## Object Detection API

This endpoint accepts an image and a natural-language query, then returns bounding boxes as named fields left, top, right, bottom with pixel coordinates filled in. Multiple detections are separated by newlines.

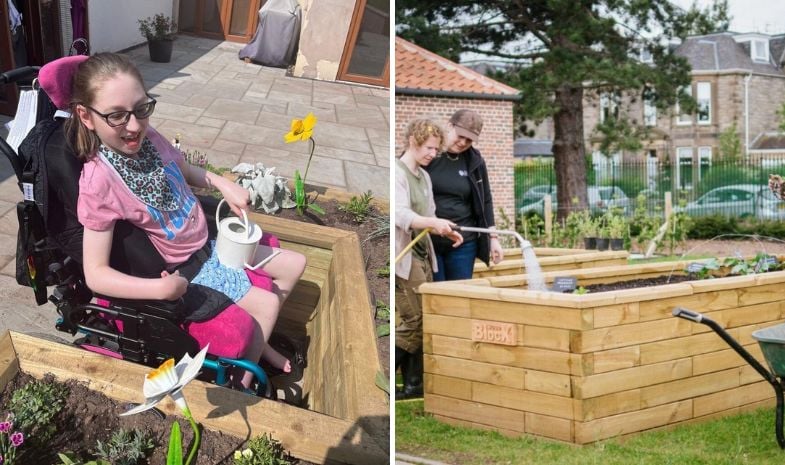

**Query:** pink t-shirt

left=78, top=128, right=208, bottom=266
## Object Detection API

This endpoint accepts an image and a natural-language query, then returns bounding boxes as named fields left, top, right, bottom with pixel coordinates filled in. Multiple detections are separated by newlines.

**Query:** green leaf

left=375, top=370, right=390, bottom=395
left=294, top=170, right=305, bottom=215
left=307, top=202, right=325, bottom=215
left=376, top=323, right=390, bottom=337
left=167, top=421, right=183, bottom=465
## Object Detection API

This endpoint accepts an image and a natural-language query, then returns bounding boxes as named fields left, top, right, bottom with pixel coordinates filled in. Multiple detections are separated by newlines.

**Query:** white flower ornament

left=121, top=345, right=209, bottom=416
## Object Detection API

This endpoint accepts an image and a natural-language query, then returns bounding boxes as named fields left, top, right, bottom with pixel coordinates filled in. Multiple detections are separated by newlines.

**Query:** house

left=395, top=36, right=521, bottom=224
left=0, top=0, right=388, bottom=115
left=524, top=31, right=785, bottom=191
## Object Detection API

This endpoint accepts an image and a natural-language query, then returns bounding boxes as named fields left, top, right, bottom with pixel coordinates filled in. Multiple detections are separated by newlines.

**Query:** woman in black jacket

left=425, top=109, right=504, bottom=280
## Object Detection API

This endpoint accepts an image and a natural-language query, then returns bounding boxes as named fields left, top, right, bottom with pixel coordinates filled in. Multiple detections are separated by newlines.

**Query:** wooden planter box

left=2, top=213, right=388, bottom=465
left=419, top=260, right=783, bottom=444
left=473, top=249, right=628, bottom=278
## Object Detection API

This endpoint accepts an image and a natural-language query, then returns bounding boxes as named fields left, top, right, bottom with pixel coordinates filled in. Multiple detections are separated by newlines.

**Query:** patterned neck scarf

left=99, top=137, right=178, bottom=211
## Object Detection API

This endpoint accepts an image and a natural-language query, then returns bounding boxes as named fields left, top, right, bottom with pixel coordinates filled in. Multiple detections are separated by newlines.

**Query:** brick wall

left=396, top=94, right=516, bottom=226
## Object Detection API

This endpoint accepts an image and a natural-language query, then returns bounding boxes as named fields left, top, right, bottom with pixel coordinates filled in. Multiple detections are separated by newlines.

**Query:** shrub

left=233, top=433, right=292, bottom=465
left=338, top=191, right=374, bottom=223
left=138, top=13, right=177, bottom=41
left=8, top=379, right=68, bottom=445
left=686, top=215, right=740, bottom=239
left=94, top=428, right=154, bottom=465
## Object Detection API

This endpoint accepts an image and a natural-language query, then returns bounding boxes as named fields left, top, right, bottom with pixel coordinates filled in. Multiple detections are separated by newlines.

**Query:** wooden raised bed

left=473, top=249, right=628, bottom=278
left=419, top=260, right=784, bottom=444
left=2, top=213, right=388, bottom=465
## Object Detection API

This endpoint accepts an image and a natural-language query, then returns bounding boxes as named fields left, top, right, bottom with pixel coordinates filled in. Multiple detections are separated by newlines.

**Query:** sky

left=671, top=0, right=785, bottom=34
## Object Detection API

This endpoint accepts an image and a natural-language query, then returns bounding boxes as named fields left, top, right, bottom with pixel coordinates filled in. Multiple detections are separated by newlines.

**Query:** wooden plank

left=572, top=318, right=692, bottom=353
left=423, top=294, right=471, bottom=318
left=425, top=393, right=526, bottom=432
left=9, top=332, right=387, bottom=464
left=0, top=331, right=19, bottom=392
left=693, top=381, right=772, bottom=417
left=590, top=346, right=641, bottom=374
left=423, top=314, right=471, bottom=339
left=638, top=290, right=738, bottom=322
left=472, top=382, right=575, bottom=419
left=425, top=354, right=524, bottom=389
left=525, top=412, right=574, bottom=442
left=574, top=400, right=692, bottom=444
left=691, top=344, right=762, bottom=376
left=471, top=299, right=590, bottom=330
left=639, top=329, right=740, bottom=366
left=521, top=325, right=571, bottom=351
left=431, top=414, right=523, bottom=438
left=738, top=283, right=785, bottom=306
left=593, top=303, right=640, bottom=328
left=574, top=358, right=692, bottom=399
left=701, top=302, right=783, bottom=330
left=250, top=211, right=350, bottom=249
left=425, top=373, right=472, bottom=400
left=639, top=368, right=741, bottom=409
left=524, top=369, right=571, bottom=397
left=427, top=335, right=580, bottom=375
left=575, top=389, right=641, bottom=421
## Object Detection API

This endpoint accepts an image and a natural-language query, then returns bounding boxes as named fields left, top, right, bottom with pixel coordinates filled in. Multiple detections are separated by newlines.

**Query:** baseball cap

left=450, top=109, right=483, bottom=141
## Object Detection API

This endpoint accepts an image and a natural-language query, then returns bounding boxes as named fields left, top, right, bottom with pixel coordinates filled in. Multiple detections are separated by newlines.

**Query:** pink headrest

left=39, top=55, right=89, bottom=110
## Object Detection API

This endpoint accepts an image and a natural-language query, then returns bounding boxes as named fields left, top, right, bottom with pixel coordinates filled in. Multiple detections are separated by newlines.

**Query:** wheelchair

left=0, top=59, right=273, bottom=397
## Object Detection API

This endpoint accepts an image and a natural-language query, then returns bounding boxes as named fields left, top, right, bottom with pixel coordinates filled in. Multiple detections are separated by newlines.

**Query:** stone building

left=395, top=36, right=520, bottom=224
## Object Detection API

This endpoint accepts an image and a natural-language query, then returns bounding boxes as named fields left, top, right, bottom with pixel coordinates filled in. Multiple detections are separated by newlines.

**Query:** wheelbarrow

left=673, top=307, right=785, bottom=448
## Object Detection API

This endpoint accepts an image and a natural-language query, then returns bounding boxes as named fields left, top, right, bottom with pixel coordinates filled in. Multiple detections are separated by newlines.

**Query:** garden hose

left=395, top=228, right=431, bottom=264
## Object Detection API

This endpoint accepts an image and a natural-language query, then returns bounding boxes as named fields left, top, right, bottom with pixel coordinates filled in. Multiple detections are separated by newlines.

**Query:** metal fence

left=514, top=156, right=785, bottom=220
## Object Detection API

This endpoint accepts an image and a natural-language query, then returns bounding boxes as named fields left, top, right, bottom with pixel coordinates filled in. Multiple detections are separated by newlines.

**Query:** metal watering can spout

left=456, top=226, right=533, bottom=253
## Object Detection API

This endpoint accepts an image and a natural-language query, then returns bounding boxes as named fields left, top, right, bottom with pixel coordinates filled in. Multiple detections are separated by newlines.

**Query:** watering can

left=214, top=199, right=279, bottom=270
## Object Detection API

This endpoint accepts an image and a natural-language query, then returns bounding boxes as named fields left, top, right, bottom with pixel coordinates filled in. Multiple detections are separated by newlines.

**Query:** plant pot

left=147, top=39, right=173, bottom=63
left=610, top=238, right=625, bottom=250
left=595, top=238, right=609, bottom=251
left=583, top=237, right=597, bottom=250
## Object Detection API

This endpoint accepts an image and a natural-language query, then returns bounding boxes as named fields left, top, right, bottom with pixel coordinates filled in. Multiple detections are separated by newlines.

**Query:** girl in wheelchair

left=65, top=52, right=305, bottom=390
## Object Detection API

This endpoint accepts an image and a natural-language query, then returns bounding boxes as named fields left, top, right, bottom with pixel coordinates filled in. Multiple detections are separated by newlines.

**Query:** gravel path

left=674, top=237, right=785, bottom=257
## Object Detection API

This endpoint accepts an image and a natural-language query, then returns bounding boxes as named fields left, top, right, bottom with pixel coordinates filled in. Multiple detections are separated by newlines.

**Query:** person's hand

left=429, top=218, right=456, bottom=236
left=490, top=236, right=504, bottom=265
left=220, top=180, right=252, bottom=217
left=159, top=270, right=188, bottom=300
left=447, top=230, right=464, bottom=248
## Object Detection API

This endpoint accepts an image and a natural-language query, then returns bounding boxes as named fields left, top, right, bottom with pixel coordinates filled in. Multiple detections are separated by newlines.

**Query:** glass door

left=337, top=0, right=389, bottom=87
left=179, top=0, right=261, bottom=43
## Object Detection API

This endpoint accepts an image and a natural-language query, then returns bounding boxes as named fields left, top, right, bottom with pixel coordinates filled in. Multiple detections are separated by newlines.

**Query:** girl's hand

left=159, top=270, right=188, bottom=300
left=218, top=180, right=252, bottom=217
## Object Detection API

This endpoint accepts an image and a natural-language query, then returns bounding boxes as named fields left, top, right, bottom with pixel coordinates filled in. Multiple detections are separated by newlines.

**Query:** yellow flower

left=284, top=112, right=317, bottom=143
left=234, top=450, right=242, bottom=460
left=242, top=449, right=254, bottom=458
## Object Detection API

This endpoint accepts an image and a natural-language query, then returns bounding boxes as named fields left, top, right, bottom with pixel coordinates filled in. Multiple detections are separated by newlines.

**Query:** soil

left=264, top=198, right=390, bottom=378
left=582, top=275, right=694, bottom=293
left=0, top=372, right=312, bottom=465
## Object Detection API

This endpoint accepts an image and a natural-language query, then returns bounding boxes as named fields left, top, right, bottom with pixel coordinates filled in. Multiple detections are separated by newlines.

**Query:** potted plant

left=575, top=211, right=597, bottom=250
left=595, top=218, right=610, bottom=251
left=608, top=215, right=627, bottom=250
left=138, top=13, right=177, bottom=63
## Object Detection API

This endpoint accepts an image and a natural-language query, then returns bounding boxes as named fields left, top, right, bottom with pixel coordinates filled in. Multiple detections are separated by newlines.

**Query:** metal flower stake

left=121, top=346, right=209, bottom=465
left=284, top=112, right=325, bottom=215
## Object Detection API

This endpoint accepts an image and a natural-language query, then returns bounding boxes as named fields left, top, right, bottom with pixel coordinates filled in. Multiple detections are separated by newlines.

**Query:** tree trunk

left=553, top=84, right=588, bottom=222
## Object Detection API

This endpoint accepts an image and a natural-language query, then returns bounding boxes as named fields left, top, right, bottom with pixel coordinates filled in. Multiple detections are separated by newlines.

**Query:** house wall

left=396, top=94, right=516, bottom=226
left=88, top=0, right=174, bottom=53
left=292, top=0, right=354, bottom=81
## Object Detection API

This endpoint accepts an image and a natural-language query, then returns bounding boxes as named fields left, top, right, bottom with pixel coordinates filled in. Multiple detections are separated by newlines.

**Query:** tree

left=718, top=122, right=742, bottom=161
left=397, top=0, right=729, bottom=220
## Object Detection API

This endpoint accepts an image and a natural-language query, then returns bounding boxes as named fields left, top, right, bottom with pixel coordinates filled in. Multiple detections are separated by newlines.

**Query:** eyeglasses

left=85, top=98, right=157, bottom=127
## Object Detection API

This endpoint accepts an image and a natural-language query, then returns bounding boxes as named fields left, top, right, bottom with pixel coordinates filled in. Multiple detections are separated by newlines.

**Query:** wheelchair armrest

left=96, top=295, right=187, bottom=322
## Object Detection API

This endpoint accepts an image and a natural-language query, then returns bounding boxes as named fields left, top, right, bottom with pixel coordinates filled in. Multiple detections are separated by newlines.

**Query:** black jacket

left=427, top=146, right=496, bottom=266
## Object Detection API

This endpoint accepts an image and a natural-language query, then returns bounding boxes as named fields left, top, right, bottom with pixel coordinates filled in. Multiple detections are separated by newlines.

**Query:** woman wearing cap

left=425, top=109, right=504, bottom=281
left=395, top=119, right=463, bottom=399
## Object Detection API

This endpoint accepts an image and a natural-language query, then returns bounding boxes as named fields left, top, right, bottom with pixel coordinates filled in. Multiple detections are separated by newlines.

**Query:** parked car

left=678, top=184, right=785, bottom=219
left=519, top=185, right=631, bottom=216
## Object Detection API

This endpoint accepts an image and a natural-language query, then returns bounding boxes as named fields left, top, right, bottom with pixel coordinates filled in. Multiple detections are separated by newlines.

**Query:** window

left=696, top=82, right=711, bottom=124
left=677, top=85, right=692, bottom=125
left=676, top=147, right=693, bottom=189
left=600, top=92, right=620, bottom=122
left=752, top=39, right=769, bottom=62
left=644, top=99, right=657, bottom=126
left=698, top=146, right=712, bottom=178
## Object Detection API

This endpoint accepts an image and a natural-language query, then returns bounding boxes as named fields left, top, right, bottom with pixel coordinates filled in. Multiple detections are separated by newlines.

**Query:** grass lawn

left=397, top=399, right=784, bottom=465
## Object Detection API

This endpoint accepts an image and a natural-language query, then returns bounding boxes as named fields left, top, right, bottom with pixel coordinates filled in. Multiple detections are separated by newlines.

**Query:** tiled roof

left=676, top=32, right=785, bottom=75
left=395, top=36, right=520, bottom=98
left=751, top=132, right=785, bottom=150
